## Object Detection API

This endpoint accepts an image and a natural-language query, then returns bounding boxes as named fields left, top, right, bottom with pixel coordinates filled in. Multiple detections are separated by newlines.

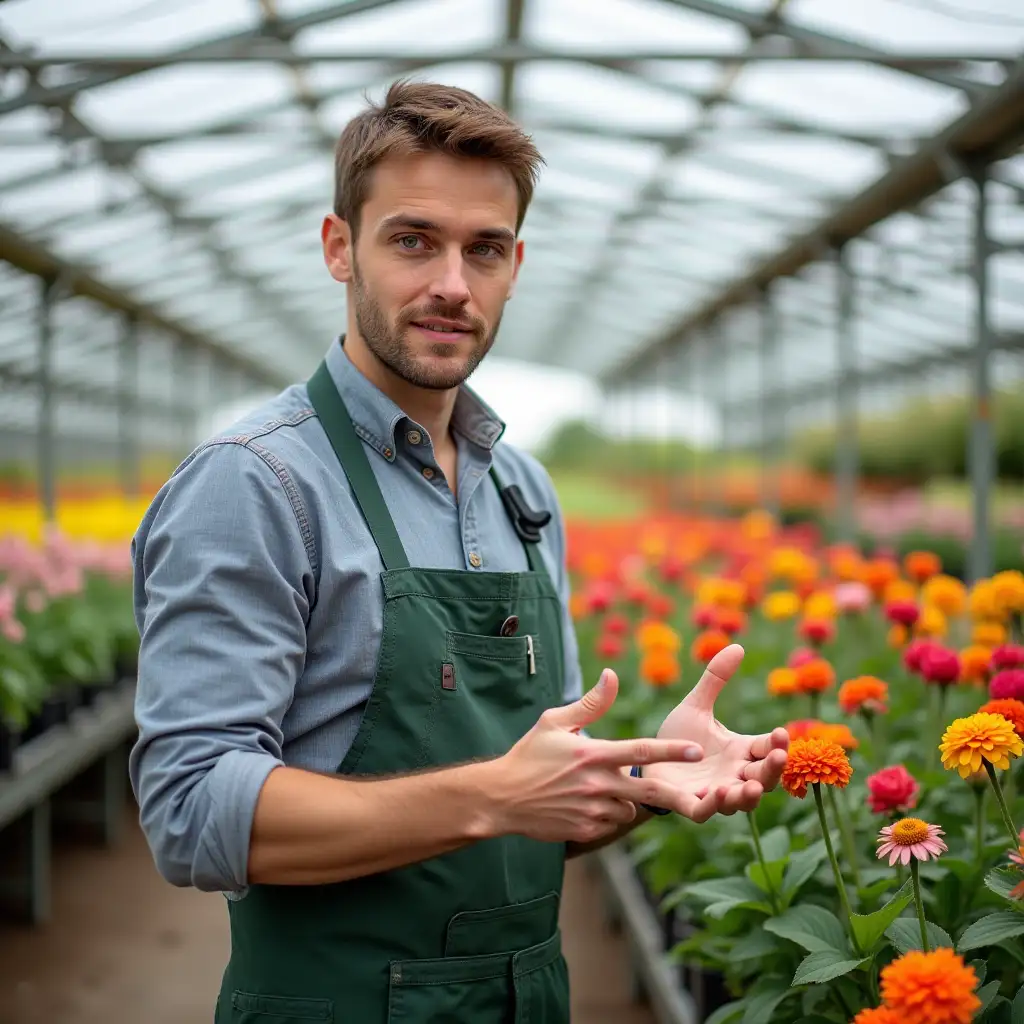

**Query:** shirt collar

left=322, top=336, right=506, bottom=460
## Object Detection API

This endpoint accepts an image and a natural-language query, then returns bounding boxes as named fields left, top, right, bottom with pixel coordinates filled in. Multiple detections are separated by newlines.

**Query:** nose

left=429, top=247, right=471, bottom=306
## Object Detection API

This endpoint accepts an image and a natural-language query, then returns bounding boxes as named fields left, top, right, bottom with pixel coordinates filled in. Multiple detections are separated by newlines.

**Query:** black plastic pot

left=23, top=692, right=71, bottom=742
left=0, top=722, right=19, bottom=772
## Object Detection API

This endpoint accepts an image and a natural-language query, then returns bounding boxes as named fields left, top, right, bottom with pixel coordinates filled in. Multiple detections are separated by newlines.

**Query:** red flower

left=691, top=605, right=717, bottom=629
left=716, top=607, right=747, bottom=636
left=993, top=645, right=1024, bottom=671
left=603, top=613, right=629, bottom=636
left=659, top=556, right=685, bottom=583
left=920, top=645, right=961, bottom=686
left=991, top=669, right=1024, bottom=701
left=866, top=765, right=920, bottom=815
left=585, top=582, right=615, bottom=614
left=885, top=599, right=920, bottom=628
left=596, top=634, right=624, bottom=659
left=647, top=592, right=675, bottom=619
left=903, top=637, right=938, bottom=675
left=788, top=646, right=818, bottom=669
left=799, top=618, right=835, bottom=646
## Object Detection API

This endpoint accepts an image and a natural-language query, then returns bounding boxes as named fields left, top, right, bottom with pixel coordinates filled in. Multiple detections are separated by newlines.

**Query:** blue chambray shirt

left=128, top=338, right=583, bottom=894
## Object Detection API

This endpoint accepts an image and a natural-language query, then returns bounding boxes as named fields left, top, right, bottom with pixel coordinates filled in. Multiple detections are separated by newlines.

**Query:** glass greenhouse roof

left=0, top=0, right=1022, bottom=446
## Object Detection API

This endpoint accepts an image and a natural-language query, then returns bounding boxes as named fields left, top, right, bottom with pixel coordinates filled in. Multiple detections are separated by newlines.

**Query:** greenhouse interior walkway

left=0, top=799, right=656, bottom=1024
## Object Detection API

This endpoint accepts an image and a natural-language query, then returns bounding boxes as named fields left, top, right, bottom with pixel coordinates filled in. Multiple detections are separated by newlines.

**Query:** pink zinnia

left=991, top=669, right=1024, bottom=701
left=919, top=645, right=960, bottom=686
left=876, top=818, right=947, bottom=867
left=866, top=764, right=920, bottom=815
left=788, top=646, right=817, bottom=669
left=835, top=581, right=871, bottom=614
left=993, top=645, right=1024, bottom=671
left=903, top=637, right=937, bottom=675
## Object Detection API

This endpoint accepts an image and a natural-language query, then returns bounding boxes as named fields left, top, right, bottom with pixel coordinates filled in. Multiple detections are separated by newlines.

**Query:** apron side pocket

left=230, top=991, right=333, bottom=1022
left=386, top=951, right=514, bottom=1024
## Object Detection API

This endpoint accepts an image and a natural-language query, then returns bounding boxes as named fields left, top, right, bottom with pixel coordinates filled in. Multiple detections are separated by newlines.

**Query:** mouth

left=409, top=319, right=475, bottom=342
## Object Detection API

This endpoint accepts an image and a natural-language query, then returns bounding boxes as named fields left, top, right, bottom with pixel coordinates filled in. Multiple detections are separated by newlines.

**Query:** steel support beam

left=602, top=57, right=1024, bottom=386
left=834, top=244, right=858, bottom=542
left=969, top=166, right=994, bottom=583
left=758, top=288, right=780, bottom=517
left=36, top=277, right=56, bottom=520
left=117, top=314, right=139, bottom=500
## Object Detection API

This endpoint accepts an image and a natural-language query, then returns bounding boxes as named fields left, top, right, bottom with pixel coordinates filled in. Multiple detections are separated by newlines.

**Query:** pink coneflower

left=877, top=818, right=947, bottom=867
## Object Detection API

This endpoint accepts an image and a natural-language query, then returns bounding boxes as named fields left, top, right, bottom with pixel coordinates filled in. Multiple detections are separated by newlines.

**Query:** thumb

left=685, top=643, right=744, bottom=710
left=550, top=668, right=619, bottom=732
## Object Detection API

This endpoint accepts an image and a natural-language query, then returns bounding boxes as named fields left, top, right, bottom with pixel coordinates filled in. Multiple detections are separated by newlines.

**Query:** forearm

left=247, top=762, right=499, bottom=885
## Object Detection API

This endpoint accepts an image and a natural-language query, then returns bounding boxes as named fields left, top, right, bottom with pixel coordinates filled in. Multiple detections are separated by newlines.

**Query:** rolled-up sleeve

left=128, top=441, right=313, bottom=893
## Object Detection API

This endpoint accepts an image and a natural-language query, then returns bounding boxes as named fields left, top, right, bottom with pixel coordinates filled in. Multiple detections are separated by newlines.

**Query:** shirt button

left=407, top=430, right=422, bottom=445
left=468, top=552, right=482, bottom=568
left=382, top=447, right=393, bottom=459
left=422, top=467, right=435, bottom=480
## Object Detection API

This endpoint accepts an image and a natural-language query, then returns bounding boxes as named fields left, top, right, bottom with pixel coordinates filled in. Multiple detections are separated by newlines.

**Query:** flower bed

left=570, top=510, right=1024, bottom=1023
left=0, top=529, right=138, bottom=772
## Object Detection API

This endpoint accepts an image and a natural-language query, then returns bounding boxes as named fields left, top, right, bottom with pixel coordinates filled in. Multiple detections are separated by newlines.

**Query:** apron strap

left=307, top=361, right=410, bottom=571
left=307, top=359, right=550, bottom=577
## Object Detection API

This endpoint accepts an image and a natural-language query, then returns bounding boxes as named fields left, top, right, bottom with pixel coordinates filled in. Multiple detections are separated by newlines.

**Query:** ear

left=322, top=214, right=354, bottom=284
left=507, top=238, right=525, bottom=300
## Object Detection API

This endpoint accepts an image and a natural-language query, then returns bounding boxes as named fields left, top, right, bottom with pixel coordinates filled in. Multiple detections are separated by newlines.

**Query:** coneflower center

left=892, top=817, right=929, bottom=845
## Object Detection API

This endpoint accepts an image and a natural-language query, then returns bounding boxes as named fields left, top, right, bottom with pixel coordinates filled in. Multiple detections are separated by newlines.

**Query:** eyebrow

left=379, top=215, right=515, bottom=247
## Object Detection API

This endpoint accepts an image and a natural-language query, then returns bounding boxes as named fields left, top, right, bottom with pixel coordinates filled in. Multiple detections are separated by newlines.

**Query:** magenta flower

left=876, top=818, right=947, bottom=866
left=991, top=669, right=1024, bottom=701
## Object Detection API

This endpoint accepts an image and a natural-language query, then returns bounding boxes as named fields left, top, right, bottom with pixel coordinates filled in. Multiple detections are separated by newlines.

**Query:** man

left=129, top=80, right=789, bottom=1022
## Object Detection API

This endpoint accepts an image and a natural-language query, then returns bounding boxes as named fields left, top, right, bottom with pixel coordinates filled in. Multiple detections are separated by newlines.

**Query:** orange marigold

left=879, top=947, right=980, bottom=1024
left=781, top=737, right=852, bottom=799
left=905, top=550, right=942, bottom=583
left=973, top=620, right=1007, bottom=648
left=959, top=645, right=993, bottom=685
left=839, top=676, right=889, bottom=715
left=979, top=698, right=1024, bottom=737
left=691, top=629, right=730, bottom=663
left=794, top=657, right=836, bottom=694
left=767, top=667, right=799, bottom=697
left=888, top=623, right=909, bottom=649
left=852, top=1008, right=901, bottom=1024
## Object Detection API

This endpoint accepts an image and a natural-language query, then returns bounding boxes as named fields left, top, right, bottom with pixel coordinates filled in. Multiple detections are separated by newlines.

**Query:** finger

left=584, top=736, right=704, bottom=768
left=749, top=727, right=791, bottom=761
left=743, top=748, right=789, bottom=790
left=675, top=790, right=719, bottom=824
left=545, top=668, right=619, bottom=732
left=685, top=643, right=744, bottom=711
left=718, top=780, right=764, bottom=815
left=593, top=798, right=637, bottom=826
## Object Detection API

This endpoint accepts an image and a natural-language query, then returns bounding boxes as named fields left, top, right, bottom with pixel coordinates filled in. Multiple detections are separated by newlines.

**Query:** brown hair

left=333, top=79, right=544, bottom=238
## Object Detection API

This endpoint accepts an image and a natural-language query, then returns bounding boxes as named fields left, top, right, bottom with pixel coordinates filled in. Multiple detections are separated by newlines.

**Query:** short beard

left=351, top=263, right=499, bottom=391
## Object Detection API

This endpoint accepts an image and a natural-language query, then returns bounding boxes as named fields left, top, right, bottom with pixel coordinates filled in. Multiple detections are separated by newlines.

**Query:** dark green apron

left=215, top=361, right=571, bottom=1024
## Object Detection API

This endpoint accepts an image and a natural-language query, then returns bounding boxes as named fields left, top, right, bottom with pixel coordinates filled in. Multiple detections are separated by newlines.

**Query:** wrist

left=453, top=759, right=509, bottom=842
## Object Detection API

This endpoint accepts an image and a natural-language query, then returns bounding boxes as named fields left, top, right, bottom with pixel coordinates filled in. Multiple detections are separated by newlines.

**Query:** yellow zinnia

left=883, top=579, right=917, bottom=604
left=992, top=570, right=1024, bottom=615
left=803, top=591, right=837, bottom=621
left=969, top=580, right=1005, bottom=622
left=914, top=604, right=947, bottom=639
left=939, top=712, right=1024, bottom=779
left=767, top=667, right=799, bottom=696
left=921, top=574, right=966, bottom=618
left=762, top=590, right=801, bottom=621
left=635, top=620, right=681, bottom=654
left=972, top=621, right=1007, bottom=648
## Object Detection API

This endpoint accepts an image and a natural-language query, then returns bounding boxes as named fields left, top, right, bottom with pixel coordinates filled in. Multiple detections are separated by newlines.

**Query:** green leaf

left=704, top=1002, right=744, bottom=1024
left=850, top=878, right=914, bottom=952
left=986, top=867, right=1024, bottom=902
left=732, top=926, right=783, bottom=961
left=741, top=982, right=793, bottom=1024
left=959, top=911, right=1024, bottom=952
left=746, top=858, right=787, bottom=898
left=764, top=905, right=849, bottom=954
left=758, top=825, right=791, bottom=862
left=885, top=916, right=955, bottom=954
left=985, top=995, right=1013, bottom=1024
left=979, top=982, right=1004, bottom=1018
left=1012, top=983, right=1024, bottom=1024
left=857, top=877, right=900, bottom=904
left=972, top=959, right=989, bottom=987
left=782, top=844, right=826, bottom=902
left=792, top=950, right=870, bottom=985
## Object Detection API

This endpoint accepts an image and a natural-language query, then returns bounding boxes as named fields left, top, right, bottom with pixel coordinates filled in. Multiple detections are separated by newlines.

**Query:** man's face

left=324, top=150, right=524, bottom=391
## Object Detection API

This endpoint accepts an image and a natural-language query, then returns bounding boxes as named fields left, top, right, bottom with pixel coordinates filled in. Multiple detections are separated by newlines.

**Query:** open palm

left=643, top=645, right=790, bottom=822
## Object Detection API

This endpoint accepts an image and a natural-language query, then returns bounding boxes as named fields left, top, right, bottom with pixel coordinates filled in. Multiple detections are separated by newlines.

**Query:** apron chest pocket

left=230, top=991, right=333, bottom=1022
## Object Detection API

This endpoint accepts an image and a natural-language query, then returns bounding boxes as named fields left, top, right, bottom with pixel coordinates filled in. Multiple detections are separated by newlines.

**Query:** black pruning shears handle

left=500, top=484, right=552, bottom=544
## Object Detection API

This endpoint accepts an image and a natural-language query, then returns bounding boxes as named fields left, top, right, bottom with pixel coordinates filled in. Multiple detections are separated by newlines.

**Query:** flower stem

left=974, top=786, right=987, bottom=865
left=813, top=783, right=862, bottom=956
left=810, top=691, right=821, bottom=719
left=985, top=761, right=1020, bottom=846
left=747, top=810, right=780, bottom=914
left=910, top=859, right=929, bottom=952
left=827, top=785, right=862, bottom=890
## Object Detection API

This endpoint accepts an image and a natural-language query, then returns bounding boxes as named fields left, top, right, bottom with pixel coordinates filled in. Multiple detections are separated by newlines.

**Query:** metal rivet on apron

left=499, top=615, right=519, bottom=637
left=441, top=663, right=456, bottom=690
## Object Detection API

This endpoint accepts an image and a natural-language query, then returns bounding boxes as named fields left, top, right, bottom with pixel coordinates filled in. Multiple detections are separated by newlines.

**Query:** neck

left=341, top=330, right=459, bottom=458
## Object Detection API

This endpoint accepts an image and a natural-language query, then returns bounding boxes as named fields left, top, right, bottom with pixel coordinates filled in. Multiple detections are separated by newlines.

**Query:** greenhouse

left=1, top=1, right=1023, bottom=1022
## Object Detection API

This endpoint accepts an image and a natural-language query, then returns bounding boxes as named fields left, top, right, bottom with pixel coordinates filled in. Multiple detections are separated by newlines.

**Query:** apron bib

left=215, top=361, right=571, bottom=1024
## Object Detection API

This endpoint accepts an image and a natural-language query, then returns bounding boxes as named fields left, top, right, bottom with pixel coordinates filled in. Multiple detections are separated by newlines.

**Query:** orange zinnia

left=904, top=550, right=941, bottom=583
left=794, top=657, right=835, bottom=694
left=810, top=722, right=859, bottom=751
left=640, top=649, right=679, bottom=687
left=767, top=667, right=799, bottom=697
left=838, top=675, right=889, bottom=715
left=879, top=947, right=980, bottom=1024
left=691, top=629, right=730, bottom=663
left=852, top=1009, right=901, bottom=1024
left=979, top=698, right=1024, bottom=737
left=781, top=737, right=852, bottom=799
left=959, top=645, right=993, bottom=685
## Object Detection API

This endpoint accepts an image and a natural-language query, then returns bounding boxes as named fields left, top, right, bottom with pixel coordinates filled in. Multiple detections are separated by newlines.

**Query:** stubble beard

left=352, top=266, right=501, bottom=391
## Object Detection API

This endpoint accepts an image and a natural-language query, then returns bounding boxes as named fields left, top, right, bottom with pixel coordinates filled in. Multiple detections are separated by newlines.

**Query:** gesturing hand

left=643, top=644, right=789, bottom=823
